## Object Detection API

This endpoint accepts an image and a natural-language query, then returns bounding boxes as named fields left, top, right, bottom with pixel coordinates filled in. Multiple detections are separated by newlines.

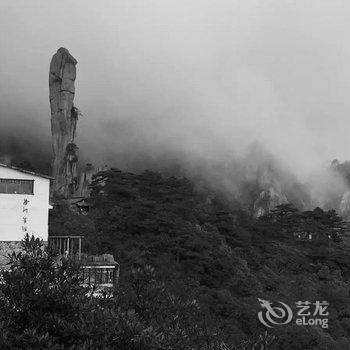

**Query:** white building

left=0, top=163, right=52, bottom=241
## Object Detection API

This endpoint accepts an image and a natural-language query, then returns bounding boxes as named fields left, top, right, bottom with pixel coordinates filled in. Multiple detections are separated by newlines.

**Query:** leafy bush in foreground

left=0, top=235, right=240, bottom=349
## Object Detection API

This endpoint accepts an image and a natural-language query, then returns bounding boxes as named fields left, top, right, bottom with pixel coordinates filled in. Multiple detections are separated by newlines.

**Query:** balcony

left=48, top=236, right=119, bottom=290
left=48, top=235, right=83, bottom=260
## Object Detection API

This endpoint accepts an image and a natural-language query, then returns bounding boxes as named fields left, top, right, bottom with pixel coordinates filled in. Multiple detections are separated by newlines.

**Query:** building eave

left=0, top=163, right=54, bottom=180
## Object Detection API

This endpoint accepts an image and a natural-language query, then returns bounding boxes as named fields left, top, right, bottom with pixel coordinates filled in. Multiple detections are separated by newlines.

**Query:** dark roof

left=80, top=254, right=119, bottom=266
left=67, top=197, right=88, bottom=204
left=0, top=163, right=54, bottom=180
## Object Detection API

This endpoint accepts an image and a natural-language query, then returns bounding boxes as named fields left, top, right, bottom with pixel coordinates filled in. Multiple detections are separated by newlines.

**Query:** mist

left=1, top=0, right=350, bottom=208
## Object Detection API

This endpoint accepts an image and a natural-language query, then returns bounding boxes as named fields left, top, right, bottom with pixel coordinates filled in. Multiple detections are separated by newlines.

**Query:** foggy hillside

left=2, top=1, right=350, bottom=214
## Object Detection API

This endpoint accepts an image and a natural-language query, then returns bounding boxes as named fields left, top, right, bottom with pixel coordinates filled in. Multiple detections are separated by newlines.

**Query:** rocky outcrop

left=251, top=163, right=288, bottom=217
left=49, top=48, right=79, bottom=197
left=253, top=186, right=288, bottom=217
left=76, top=163, right=95, bottom=197
left=75, top=163, right=109, bottom=198
left=339, top=191, right=350, bottom=219
left=328, top=160, right=350, bottom=219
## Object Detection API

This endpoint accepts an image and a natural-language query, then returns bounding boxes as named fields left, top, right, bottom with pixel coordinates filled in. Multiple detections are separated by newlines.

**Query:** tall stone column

left=49, top=48, right=79, bottom=197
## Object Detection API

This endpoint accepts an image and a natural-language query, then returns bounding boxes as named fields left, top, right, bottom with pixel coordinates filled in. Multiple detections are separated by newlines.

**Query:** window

left=0, top=179, right=34, bottom=194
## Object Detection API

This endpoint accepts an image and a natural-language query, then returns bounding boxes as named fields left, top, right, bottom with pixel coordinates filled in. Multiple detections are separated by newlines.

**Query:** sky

left=1, top=0, right=350, bottom=180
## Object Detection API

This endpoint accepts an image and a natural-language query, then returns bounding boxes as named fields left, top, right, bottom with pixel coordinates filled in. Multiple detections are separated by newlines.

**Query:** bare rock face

left=76, top=163, right=109, bottom=198
left=253, top=187, right=288, bottom=218
left=49, top=48, right=79, bottom=197
left=76, top=163, right=95, bottom=197
left=252, top=165, right=288, bottom=217
left=339, top=191, right=350, bottom=219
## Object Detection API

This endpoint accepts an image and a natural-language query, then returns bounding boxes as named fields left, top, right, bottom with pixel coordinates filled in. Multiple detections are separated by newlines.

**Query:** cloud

left=1, top=0, right=350, bottom=205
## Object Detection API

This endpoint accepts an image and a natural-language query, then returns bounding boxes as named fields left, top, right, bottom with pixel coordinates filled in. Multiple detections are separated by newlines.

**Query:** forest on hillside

left=43, top=168, right=350, bottom=349
left=3, top=1, right=350, bottom=348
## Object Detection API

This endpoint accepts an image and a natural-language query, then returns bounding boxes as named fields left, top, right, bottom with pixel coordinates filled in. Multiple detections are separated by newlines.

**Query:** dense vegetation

left=24, top=168, right=350, bottom=348
left=0, top=236, right=217, bottom=349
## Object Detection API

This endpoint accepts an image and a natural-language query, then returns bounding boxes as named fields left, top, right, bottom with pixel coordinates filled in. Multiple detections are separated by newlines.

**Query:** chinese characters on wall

left=22, top=198, right=30, bottom=234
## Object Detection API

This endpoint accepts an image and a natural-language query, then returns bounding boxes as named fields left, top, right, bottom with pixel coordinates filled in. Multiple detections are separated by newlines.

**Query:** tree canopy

left=46, top=168, right=350, bottom=349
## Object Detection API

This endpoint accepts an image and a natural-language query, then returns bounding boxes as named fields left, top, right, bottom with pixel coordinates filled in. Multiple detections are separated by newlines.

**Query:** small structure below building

left=48, top=235, right=119, bottom=291
left=80, top=254, right=119, bottom=290
left=49, top=235, right=83, bottom=260
left=67, top=197, right=91, bottom=215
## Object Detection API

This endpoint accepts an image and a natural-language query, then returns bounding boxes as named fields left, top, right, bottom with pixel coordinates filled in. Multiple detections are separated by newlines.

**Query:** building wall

left=0, top=167, right=51, bottom=241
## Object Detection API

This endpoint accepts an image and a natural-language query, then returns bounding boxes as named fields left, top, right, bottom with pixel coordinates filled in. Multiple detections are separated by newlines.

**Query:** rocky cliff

left=339, top=191, right=350, bottom=219
left=76, top=163, right=96, bottom=198
left=331, top=160, right=350, bottom=219
left=251, top=164, right=288, bottom=217
left=49, top=48, right=79, bottom=197
left=236, top=146, right=311, bottom=217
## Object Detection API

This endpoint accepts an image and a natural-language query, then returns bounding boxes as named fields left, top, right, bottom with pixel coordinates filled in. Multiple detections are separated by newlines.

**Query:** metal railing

left=48, top=236, right=120, bottom=290
left=48, top=236, right=83, bottom=260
